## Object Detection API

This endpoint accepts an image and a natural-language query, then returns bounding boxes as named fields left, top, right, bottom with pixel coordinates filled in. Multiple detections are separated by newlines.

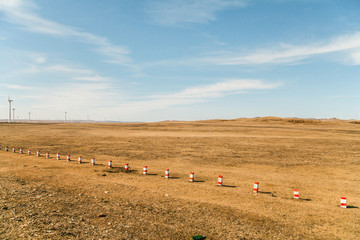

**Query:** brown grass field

left=0, top=117, right=359, bottom=239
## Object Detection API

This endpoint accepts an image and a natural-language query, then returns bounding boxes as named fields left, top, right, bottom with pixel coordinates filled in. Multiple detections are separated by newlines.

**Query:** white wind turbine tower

left=12, top=108, right=15, bottom=124
left=8, top=96, right=13, bottom=124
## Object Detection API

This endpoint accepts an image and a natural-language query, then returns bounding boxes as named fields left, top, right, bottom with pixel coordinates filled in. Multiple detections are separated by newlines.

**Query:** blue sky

left=0, top=0, right=360, bottom=122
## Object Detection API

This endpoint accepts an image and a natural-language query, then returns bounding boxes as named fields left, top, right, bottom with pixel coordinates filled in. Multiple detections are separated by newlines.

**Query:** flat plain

left=0, top=117, right=359, bottom=239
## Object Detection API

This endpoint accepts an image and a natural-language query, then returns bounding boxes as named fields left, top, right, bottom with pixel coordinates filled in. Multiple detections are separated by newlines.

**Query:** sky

left=0, top=0, right=360, bottom=122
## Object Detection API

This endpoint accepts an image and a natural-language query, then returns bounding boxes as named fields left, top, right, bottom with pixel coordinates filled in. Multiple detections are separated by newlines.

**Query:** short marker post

left=12, top=148, right=16, bottom=153
left=189, top=172, right=194, bottom=182
left=218, top=175, right=223, bottom=186
left=78, top=156, right=82, bottom=164
left=91, top=158, right=95, bottom=166
left=56, top=153, right=60, bottom=160
left=125, top=163, right=129, bottom=171
left=66, top=155, right=71, bottom=161
left=108, top=160, right=112, bottom=168
left=253, top=181, right=259, bottom=194
left=293, top=189, right=299, bottom=199
left=5, top=146, right=8, bottom=152
left=143, top=166, right=147, bottom=175
left=28, top=149, right=31, bottom=155
left=36, top=150, right=40, bottom=157
left=20, top=148, right=23, bottom=154
left=340, top=197, right=347, bottom=208
left=165, top=169, right=169, bottom=179
left=46, top=152, right=50, bottom=159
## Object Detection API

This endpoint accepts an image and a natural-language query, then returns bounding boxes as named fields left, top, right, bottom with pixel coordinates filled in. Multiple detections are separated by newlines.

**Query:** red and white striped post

left=46, top=152, right=50, bottom=159
left=12, top=147, right=16, bottom=153
left=36, top=150, right=40, bottom=157
left=340, top=197, right=347, bottom=208
left=189, top=172, right=194, bottom=182
left=253, top=181, right=259, bottom=194
left=218, top=175, right=223, bottom=186
left=28, top=149, right=31, bottom=155
left=66, top=155, right=71, bottom=161
left=125, top=163, right=129, bottom=171
left=56, top=153, right=60, bottom=160
left=91, top=158, right=95, bottom=165
left=293, top=189, right=299, bottom=199
left=5, top=146, right=8, bottom=152
left=108, top=160, right=112, bottom=168
left=19, top=148, right=23, bottom=154
left=165, top=169, right=169, bottom=179
left=143, top=166, right=147, bottom=175
left=78, top=156, right=82, bottom=164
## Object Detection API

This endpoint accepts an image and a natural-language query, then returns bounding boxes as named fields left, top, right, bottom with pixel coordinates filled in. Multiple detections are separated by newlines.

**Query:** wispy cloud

left=45, top=65, right=94, bottom=75
left=200, top=32, right=360, bottom=65
left=152, top=79, right=278, bottom=100
left=23, top=81, right=119, bottom=119
left=147, top=0, right=247, bottom=26
left=0, top=0, right=135, bottom=67
left=118, top=79, right=280, bottom=114
left=0, top=83, right=33, bottom=90
left=18, top=63, right=113, bottom=86
left=73, top=75, right=111, bottom=82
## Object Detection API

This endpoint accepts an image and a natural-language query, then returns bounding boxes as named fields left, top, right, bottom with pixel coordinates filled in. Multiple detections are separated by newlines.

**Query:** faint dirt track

left=0, top=117, right=359, bottom=239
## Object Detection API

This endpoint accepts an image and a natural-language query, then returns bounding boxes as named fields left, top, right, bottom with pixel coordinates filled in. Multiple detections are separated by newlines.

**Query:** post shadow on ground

left=258, top=191, right=276, bottom=197
left=299, top=198, right=312, bottom=201
left=193, top=180, right=205, bottom=183
left=347, top=205, right=359, bottom=209
left=258, top=191, right=272, bottom=194
left=146, top=173, right=158, bottom=176
left=103, top=167, right=123, bottom=173
left=219, top=185, right=237, bottom=188
left=92, top=163, right=106, bottom=166
left=167, top=176, right=180, bottom=179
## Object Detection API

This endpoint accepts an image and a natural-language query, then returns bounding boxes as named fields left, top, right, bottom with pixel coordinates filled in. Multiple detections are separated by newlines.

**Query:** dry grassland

left=0, top=117, right=359, bottom=239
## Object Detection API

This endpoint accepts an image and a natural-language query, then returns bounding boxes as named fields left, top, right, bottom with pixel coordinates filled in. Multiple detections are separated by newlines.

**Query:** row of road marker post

left=0, top=145, right=351, bottom=208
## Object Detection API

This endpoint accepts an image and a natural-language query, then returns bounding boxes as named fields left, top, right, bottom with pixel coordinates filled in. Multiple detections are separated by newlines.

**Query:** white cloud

left=0, top=0, right=134, bottom=67
left=73, top=75, right=110, bottom=82
left=201, top=32, right=360, bottom=65
left=34, top=56, right=46, bottom=64
left=147, top=0, right=246, bottom=26
left=153, top=79, right=278, bottom=100
left=0, top=0, right=24, bottom=9
left=45, top=65, right=94, bottom=75
left=350, top=51, right=360, bottom=65
left=0, top=83, right=33, bottom=90
left=117, top=79, right=280, bottom=114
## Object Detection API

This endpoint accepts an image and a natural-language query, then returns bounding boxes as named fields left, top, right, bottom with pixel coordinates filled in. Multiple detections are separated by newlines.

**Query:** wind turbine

left=8, top=97, right=13, bottom=124
left=12, top=108, right=15, bottom=124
